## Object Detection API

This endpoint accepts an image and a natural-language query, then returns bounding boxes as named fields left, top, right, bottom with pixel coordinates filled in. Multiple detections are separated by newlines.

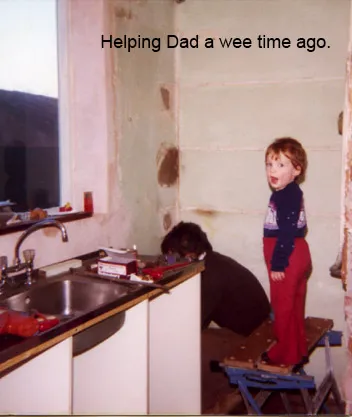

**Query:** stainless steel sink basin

left=72, top=312, right=125, bottom=356
left=0, top=274, right=131, bottom=356
left=1, top=276, right=129, bottom=320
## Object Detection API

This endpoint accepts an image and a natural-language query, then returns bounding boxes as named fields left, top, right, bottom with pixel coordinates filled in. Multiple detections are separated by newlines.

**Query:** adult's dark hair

left=161, top=221, right=213, bottom=257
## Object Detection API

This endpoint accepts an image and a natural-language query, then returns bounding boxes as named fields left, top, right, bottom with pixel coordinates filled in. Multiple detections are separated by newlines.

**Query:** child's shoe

left=260, top=351, right=276, bottom=365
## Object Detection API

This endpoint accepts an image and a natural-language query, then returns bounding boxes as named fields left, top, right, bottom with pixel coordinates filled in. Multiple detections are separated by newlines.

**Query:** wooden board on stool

left=258, top=317, right=334, bottom=374
left=223, top=316, right=334, bottom=375
left=223, top=317, right=275, bottom=370
left=305, top=317, right=334, bottom=353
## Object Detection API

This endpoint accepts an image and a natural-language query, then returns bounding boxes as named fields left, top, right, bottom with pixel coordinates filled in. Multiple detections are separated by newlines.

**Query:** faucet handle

left=23, top=249, right=35, bottom=263
left=0, top=256, right=8, bottom=269
left=0, top=256, right=7, bottom=293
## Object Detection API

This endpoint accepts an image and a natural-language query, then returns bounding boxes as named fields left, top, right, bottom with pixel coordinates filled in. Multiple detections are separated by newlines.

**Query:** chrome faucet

left=2, top=219, right=69, bottom=286
left=14, top=219, right=68, bottom=267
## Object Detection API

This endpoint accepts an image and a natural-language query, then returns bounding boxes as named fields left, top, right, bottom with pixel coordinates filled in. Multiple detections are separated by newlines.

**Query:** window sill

left=0, top=212, right=93, bottom=236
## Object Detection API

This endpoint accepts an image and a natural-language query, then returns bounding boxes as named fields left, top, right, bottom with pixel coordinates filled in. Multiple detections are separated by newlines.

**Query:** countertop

left=0, top=256, right=204, bottom=375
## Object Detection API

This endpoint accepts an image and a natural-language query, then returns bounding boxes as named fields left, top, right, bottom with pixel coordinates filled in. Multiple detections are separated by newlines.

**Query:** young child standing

left=262, top=137, right=312, bottom=366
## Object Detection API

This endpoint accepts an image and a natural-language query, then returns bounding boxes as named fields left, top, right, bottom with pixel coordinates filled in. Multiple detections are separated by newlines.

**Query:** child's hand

left=270, top=271, right=285, bottom=281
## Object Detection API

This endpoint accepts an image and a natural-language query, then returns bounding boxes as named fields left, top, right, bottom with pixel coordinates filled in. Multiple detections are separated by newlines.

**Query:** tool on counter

left=96, top=247, right=191, bottom=280
left=71, top=269, right=171, bottom=294
left=141, top=261, right=192, bottom=280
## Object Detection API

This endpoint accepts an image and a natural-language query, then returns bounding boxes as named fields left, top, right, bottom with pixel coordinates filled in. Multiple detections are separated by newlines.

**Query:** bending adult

left=161, top=221, right=271, bottom=336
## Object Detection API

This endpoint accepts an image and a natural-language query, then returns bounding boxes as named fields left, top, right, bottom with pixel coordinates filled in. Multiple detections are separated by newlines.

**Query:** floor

left=201, top=328, right=346, bottom=415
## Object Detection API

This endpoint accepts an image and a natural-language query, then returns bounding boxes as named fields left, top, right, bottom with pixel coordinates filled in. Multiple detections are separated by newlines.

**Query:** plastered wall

left=176, top=0, right=350, bottom=385
left=112, top=0, right=178, bottom=253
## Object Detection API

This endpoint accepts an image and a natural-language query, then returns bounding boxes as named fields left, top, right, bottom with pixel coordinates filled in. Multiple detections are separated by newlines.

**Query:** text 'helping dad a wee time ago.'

left=101, top=34, right=331, bottom=53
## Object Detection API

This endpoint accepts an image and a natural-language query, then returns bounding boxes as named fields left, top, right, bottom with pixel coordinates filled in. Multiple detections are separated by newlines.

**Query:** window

left=0, top=0, right=59, bottom=212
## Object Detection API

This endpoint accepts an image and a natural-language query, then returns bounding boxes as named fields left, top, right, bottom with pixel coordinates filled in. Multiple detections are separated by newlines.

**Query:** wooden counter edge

left=0, top=262, right=204, bottom=374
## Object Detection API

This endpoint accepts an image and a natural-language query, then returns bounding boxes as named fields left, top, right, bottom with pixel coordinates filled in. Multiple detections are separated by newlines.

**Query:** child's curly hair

left=265, top=137, right=308, bottom=183
left=161, top=222, right=213, bottom=257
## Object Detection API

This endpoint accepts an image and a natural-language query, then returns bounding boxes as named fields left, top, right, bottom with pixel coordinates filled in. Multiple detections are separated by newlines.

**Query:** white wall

left=176, top=0, right=350, bottom=386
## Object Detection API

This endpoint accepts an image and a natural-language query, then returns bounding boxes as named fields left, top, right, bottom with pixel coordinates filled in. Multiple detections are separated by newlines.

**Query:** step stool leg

left=298, top=368, right=331, bottom=414
left=239, top=390, right=253, bottom=415
left=255, top=390, right=272, bottom=409
left=300, top=388, right=313, bottom=415
left=280, top=392, right=292, bottom=414
left=324, top=331, right=344, bottom=413
left=238, top=380, right=263, bottom=415
left=330, top=375, right=345, bottom=413
left=297, top=366, right=313, bottom=414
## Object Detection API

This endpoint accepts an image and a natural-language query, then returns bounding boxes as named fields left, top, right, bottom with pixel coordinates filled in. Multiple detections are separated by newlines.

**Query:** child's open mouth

left=270, top=176, right=278, bottom=184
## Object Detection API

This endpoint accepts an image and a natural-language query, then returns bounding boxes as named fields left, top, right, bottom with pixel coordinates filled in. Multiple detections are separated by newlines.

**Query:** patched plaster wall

left=111, top=0, right=178, bottom=253
left=175, top=0, right=350, bottom=387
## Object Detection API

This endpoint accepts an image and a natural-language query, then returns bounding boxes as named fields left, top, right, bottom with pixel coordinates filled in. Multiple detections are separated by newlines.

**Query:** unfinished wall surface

left=341, top=6, right=352, bottom=412
left=176, top=0, right=350, bottom=386
left=111, top=0, right=177, bottom=254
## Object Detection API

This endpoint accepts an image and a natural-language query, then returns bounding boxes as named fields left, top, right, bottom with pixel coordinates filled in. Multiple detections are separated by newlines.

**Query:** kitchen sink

left=0, top=274, right=131, bottom=356
left=1, top=276, right=129, bottom=320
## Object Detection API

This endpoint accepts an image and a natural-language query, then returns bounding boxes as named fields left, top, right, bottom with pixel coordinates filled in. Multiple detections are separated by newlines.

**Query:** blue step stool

left=221, top=316, right=344, bottom=415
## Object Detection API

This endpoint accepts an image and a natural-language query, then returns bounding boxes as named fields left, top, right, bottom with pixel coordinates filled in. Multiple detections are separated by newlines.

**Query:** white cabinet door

left=72, top=300, right=149, bottom=415
left=149, top=273, right=201, bottom=414
left=0, top=337, right=72, bottom=414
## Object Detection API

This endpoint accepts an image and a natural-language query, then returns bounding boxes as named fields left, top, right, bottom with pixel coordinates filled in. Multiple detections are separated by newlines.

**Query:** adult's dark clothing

left=201, top=251, right=271, bottom=337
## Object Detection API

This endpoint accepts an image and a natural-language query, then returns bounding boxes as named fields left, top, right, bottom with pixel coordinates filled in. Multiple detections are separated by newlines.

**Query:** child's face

left=265, top=152, right=301, bottom=191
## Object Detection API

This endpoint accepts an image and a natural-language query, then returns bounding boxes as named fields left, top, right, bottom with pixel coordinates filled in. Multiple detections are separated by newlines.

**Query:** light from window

left=0, top=0, right=59, bottom=211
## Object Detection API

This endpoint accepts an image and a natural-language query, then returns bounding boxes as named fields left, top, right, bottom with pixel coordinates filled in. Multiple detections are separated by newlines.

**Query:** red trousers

left=263, top=237, right=312, bottom=365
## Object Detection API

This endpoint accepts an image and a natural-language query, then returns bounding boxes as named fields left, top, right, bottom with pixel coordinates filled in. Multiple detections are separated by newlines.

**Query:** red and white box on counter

left=98, top=247, right=137, bottom=278
left=97, top=257, right=137, bottom=277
